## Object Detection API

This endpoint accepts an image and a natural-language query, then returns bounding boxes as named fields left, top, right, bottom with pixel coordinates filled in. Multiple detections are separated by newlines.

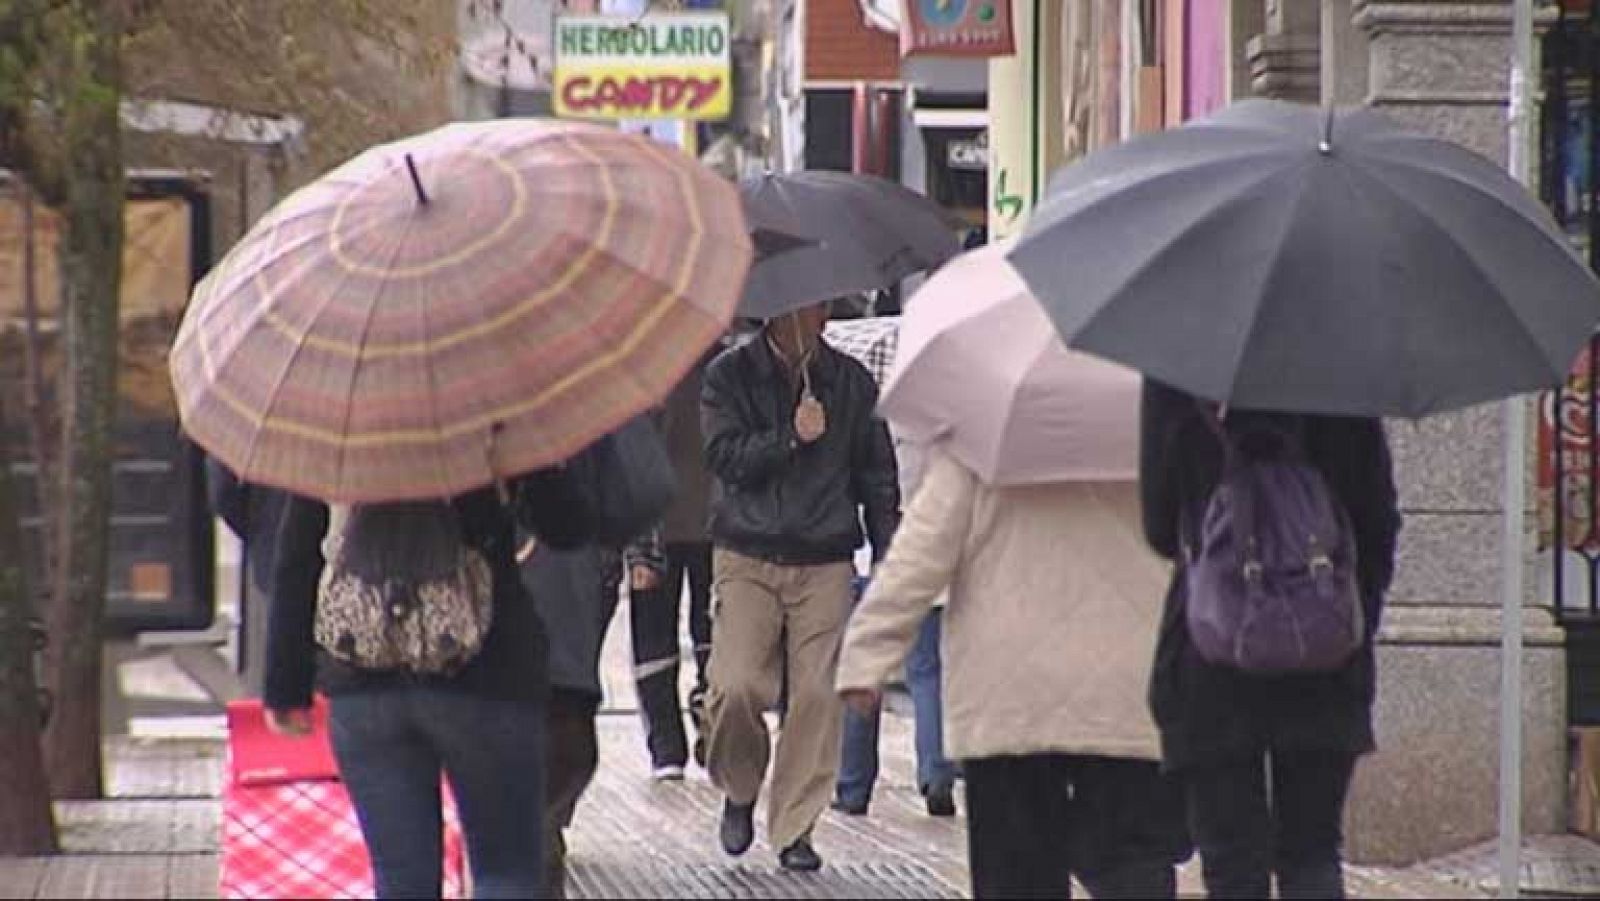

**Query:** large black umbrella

left=739, top=170, right=964, bottom=320
left=1008, top=99, right=1600, bottom=417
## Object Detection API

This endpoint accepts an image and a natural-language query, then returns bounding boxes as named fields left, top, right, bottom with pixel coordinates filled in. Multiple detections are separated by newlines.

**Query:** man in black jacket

left=700, top=301, right=900, bottom=872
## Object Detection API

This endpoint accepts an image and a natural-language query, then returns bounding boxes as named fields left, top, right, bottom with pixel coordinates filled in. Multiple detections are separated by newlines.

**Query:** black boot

left=778, top=832, right=823, bottom=872
left=719, top=797, right=755, bottom=856
left=924, top=783, right=956, bottom=817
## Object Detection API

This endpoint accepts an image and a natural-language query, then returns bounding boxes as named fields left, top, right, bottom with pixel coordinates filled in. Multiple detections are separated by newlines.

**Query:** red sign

left=1537, top=351, right=1600, bottom=551
left=901, top=0, right=1015, bottom=58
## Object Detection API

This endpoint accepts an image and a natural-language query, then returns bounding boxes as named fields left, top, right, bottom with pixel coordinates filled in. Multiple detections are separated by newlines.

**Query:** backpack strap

left=1187, top=399, right=1266, bottom=577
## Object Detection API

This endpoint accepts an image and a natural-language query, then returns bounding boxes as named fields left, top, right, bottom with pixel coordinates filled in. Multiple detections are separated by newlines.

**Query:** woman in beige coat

left=836, top=448, right=1190, bottom=900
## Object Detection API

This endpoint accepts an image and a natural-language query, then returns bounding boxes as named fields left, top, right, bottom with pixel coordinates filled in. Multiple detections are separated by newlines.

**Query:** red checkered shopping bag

left=220, top=699, right=466, bottom=899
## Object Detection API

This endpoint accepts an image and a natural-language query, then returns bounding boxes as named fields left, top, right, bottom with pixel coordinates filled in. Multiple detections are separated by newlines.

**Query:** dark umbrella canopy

left=1009, top=99, right=1600, bottom=418
left=740, top=170, right=964, bottom=320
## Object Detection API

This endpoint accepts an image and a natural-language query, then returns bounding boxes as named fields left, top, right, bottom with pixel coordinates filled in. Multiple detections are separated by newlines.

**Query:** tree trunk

left=0, top=396, right=59, bottom=855
left=18, top=180, right=59, bottom=597
left=42, top=3, right=125, bottom=801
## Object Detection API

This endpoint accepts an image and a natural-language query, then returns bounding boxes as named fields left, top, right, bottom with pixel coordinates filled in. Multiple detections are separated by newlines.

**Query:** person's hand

left=794, top=395, right=827, bottom=444
left=630, top=564, right=660, bottom=592
left=840, top=687, right=881, bottom=717
left=266, top=707, right=313, bottom=737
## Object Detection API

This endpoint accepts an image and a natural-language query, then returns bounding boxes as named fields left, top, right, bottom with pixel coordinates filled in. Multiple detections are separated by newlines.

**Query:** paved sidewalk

left=0, top=593, right=1594, bottom=899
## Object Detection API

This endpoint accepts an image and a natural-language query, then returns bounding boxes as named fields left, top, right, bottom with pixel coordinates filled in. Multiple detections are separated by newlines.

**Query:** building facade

left=857, top=0, right=1583, bottom=866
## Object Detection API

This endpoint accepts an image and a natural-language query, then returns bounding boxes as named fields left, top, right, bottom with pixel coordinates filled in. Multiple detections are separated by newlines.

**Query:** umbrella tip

left=1320, top=104, right=1335, bottom=156
left=404, top=154, right=429, bottom=207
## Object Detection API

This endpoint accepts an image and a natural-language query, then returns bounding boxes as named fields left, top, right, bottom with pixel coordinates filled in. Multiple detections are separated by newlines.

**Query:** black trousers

left=1184, top=748, right=1358, bottom=900
left=964, top=754, right=1190, bottom=900
left=629, top=541, right=713, bottom=767
left=543, top=689, right=600, bottom=900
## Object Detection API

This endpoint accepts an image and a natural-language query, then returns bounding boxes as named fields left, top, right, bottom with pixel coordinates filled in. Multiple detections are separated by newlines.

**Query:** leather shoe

left=829, top=797, right=868, bottom=816
left=778, top=834, right=823, bottom=872
left=719, top=798, right=755, bottom=856
left=924, top=784, right=956, bottom=817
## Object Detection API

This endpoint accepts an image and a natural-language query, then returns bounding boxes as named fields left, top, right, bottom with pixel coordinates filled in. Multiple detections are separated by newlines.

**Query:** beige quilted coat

left=836, top=449, right=1170, bottom=762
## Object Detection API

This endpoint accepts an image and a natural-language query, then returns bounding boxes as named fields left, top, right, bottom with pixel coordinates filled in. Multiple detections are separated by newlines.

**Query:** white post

left=1501, top=4, right=1533, bottom=897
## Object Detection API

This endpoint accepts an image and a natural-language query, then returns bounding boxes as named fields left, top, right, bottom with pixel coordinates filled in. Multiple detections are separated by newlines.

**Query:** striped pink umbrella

left=171, top=119, right=751, bottom=502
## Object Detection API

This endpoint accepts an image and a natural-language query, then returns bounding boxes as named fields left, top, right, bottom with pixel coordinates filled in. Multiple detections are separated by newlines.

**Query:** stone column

left=1249, top=0, right=1321, bottom=101
left=1322, top=0, right=1370, bottom=105
left=1345, top=0, right=1567, bottom=865
left=1228, top=0, right=1266, bottom=100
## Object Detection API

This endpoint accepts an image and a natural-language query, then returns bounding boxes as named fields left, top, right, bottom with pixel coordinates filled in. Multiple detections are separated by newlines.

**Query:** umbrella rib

left=1220, top=163, right=1325, bottom=407
left=1360, top=136, right=1559, bottom=224
left=413, top=256, right=452, bottom=500
left=1029, top=147, right=1285, bottom=232
left=1054, top=163, right=1306, bottom=395
left=232, top=245, right=369, bottom=490
left=330, top=217, right=417, bottom=500
left=1349, top=165, right=1568, bottom=387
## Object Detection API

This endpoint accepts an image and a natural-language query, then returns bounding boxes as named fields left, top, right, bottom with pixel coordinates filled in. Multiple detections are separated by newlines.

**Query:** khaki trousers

left=704, top=548, right=854, bottom=851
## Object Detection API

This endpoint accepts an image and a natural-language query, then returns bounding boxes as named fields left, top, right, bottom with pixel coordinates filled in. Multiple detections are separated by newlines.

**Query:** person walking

left=205, top=456, right=289, bottom=696
left=263, top=466, right=594, bottom=899
left=1139, top=378, right=1400, bottom=899
left=700, top=301, right=900, bottom=871
left=833, top=431, right=958, bottom=818
left=837, top=446, right=1189, bottom=899
left=627, top=348, right=718, bottom=780
left=520, top=538, right=623, bottom=899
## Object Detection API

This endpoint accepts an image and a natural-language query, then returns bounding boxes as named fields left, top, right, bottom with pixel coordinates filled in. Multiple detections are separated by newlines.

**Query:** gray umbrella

left=739, top=170, right=964, bottom=320
left=1008, top=99, right=1600, bottom=418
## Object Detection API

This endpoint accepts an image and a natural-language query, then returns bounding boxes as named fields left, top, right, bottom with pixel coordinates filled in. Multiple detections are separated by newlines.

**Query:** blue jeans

left=329, top=689, right=546, bottom=900
left=837, top=609, right=957, bottom=806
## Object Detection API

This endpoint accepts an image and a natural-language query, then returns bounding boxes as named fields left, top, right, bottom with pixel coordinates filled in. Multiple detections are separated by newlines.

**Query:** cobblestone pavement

left=1, top=594, right=1594, bottom=899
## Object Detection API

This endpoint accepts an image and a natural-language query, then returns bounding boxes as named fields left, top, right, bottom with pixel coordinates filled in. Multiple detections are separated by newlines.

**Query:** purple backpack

left=1183, top=408, right=1364, bottom=674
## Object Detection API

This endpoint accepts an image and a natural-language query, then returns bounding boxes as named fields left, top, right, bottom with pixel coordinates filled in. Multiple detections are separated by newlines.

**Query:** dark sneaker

left=924, top=784, right=956, bottom=818
left=778, top=834, right=823, bottom=872
left=719, top=798, right=755, bottom=856
left=829, top=796, right=868, bottom=816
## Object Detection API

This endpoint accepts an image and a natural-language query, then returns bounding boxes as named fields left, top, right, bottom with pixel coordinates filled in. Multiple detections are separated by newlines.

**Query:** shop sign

left=902, top=0, right=1015, bottom=58
left=947, top=132, right=988, bottom=170
left=1539, top=351, right=1600, bottom=552
left=554, top=13, right=731, bottom=121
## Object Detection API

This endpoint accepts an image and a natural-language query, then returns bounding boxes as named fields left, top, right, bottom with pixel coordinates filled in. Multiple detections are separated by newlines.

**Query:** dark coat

left=1139, top=379, right=1401, bottom=770
left=263, top=466, right=593, bottom=712
left=701, top=333, right=900, bottom=565
left=519, top=542, right=621, bottom=699
left=204, top=456, right=288, bottom=593
left=659, top=351, right=715, bottom=544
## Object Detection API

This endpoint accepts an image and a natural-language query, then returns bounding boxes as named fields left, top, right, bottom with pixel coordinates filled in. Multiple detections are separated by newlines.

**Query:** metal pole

left=1120, top=0, right=1137, bottom=142
left=1501, top=3, right=1534, bottom=897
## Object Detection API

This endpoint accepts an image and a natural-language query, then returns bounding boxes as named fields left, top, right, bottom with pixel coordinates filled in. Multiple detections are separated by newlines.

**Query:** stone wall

left=1345, top=0, right=1568, bottom=864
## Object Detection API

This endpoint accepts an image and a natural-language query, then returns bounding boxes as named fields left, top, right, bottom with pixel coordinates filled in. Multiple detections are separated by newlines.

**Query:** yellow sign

left=554, top=14, right=732, bottom=121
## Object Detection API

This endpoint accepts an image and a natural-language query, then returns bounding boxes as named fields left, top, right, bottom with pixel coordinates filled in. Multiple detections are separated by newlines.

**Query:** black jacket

left=701, top=334, right=900, bottom=565
left=205, top=456, right=289, bottom=594
left=1140, top=379, right=1401, bottom=770
left=263, top=466, right=592, bottom=712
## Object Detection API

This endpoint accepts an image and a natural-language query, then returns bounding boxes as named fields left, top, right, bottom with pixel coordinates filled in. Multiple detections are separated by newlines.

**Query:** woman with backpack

left=262, top=464, right=595, bottom=899
left=1139, top=378, right=1401, bottom=899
